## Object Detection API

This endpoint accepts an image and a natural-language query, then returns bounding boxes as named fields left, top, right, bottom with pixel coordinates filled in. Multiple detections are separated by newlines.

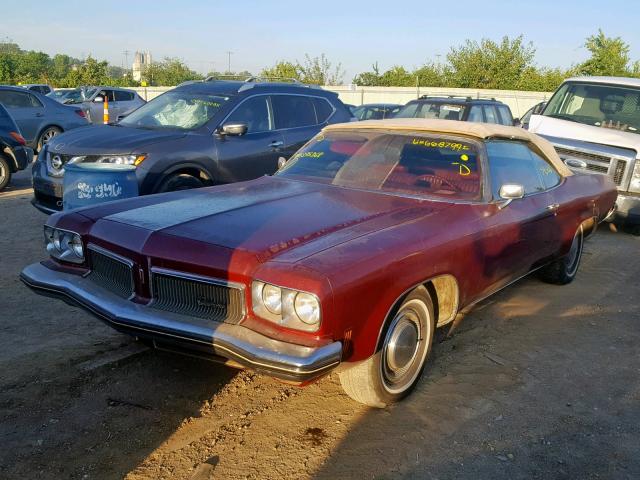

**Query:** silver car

left=71, top=87, right=146, bottom=124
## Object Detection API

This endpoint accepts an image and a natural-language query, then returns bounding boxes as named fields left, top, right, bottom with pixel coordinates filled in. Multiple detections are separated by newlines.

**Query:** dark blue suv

left=32, top=79, right=353, bottom=213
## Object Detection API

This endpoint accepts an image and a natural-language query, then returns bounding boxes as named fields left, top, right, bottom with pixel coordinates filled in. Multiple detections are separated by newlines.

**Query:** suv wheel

left=157, top=174, right=204, bottom=192
left=0, top=155, right=12, bottom=191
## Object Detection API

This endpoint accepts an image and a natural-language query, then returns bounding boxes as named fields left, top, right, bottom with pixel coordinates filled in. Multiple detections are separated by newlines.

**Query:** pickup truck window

left=544, top=82, right=640, bottom=134
left=278, top=131, right=482, bottom=200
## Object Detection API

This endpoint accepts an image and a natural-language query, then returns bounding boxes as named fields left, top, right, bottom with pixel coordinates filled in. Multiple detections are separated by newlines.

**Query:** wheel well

left=424, top=275, right=460, bottom=327
left=159, top=167, right=215, bottom=189
left=375, top=274, right=460, bottom=350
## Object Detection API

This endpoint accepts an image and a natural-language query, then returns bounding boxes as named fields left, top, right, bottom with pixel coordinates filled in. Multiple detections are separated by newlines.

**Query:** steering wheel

left=417, top=174, right=463, bottom=192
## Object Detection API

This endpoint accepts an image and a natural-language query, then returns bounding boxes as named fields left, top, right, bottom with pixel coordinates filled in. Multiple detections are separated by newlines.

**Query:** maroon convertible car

left=21, top=119, right=617, bottom=407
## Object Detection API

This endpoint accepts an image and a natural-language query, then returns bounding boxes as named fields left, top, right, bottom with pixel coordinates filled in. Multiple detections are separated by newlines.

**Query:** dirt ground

left=1, top=169, right=640, bottom=480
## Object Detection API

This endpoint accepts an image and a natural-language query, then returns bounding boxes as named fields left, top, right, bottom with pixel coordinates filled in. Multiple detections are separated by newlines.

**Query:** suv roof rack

left=418, top=94, right=501, bottom=102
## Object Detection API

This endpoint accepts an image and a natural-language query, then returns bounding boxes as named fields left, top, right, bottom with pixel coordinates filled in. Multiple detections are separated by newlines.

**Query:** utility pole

left=122, top=50, right=130, bottom=70
left=226, top=51, right=233, bottom=74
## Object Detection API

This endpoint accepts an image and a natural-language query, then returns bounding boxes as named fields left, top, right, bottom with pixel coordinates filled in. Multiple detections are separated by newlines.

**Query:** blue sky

left=2, top=0, right=639, bottom=82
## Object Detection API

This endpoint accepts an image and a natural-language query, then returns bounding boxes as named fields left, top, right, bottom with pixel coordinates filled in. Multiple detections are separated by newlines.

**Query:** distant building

left=132, top=51, right=152, bottom=82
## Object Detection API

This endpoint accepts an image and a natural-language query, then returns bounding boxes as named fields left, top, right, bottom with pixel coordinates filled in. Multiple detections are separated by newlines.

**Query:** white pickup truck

left=529, top=76, right=640, bottom=227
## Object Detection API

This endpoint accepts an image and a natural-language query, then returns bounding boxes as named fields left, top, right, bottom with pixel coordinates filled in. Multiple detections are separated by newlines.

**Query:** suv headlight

left=79, top=154, right=146, bottom=166
left=252, top=281, right=321, bottom=332
left=630, top=161, right=640, bottom=193
left=44, top=226, right=84, bottom=264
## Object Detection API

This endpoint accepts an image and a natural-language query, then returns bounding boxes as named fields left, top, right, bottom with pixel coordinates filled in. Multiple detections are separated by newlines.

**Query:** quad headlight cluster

left=252, top=281, right=321, bottom=332
left=44, top=226, right=84, bottom=264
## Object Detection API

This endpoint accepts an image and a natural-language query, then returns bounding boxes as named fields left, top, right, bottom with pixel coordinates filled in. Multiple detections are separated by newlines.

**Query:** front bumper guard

left=20, top=262, right=342, bottom=382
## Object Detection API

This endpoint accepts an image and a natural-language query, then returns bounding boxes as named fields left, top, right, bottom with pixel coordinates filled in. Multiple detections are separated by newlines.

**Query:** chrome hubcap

left=381, top=298, right=431, bottom=394
left=43, top=129, right=58, bottom=143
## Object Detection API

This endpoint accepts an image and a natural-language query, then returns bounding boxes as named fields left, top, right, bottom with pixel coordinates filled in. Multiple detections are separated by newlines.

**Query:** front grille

left=87, top=246, right=134, bottom=299
left=554, top=147, right=630, bottom=186
left=613, top=160, right=627, bottom=185
left=150, top=270, right=244, bottom=323
left=554, top=147, right=611, bottom=165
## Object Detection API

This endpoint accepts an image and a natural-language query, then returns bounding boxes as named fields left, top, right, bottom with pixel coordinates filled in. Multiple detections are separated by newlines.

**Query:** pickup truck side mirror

left=498, top=183, right=525, bottom=209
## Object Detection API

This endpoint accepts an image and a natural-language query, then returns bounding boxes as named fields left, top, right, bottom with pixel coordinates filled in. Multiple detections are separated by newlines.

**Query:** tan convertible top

left=324, top=118, right=572, bottom=176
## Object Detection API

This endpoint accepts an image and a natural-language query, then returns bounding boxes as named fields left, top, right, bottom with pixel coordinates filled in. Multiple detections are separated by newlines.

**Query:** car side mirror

left=221, top=123, right=248, bottom=136
left=498, top=184, right=524, bottom=209
left=513, top=118, right=521, bottom=127
left=93, top=96, right=104, bottom=103
left=277, top=157, right=288, bottom=169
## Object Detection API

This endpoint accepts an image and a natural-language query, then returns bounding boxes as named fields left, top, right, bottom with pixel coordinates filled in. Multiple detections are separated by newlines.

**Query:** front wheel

left=156, top=174, right=204, bottom=193
left=538, top=226, right=584, bottom=285
left=338, top=286, right=435, bottom=408
left=0, top=155, right=11, bottom=191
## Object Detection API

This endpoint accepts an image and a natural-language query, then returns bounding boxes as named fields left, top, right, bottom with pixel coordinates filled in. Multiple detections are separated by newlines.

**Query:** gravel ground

left=1, top=169, right=639, bottom=479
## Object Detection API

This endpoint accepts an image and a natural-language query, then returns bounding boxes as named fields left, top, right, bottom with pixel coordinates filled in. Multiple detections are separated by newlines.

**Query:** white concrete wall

left=132, top=85, right=552, bottom=118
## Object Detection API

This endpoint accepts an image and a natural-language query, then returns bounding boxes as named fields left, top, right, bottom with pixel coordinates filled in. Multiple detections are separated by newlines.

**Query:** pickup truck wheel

left=37, top=126, right=62, bottom=152
left=157, top=174, right=204, bottom=192
left=538, top=226, right=584, bottom=285
left=0, top=155, right=11, bottom=191
left=338, top=286, right=435, bottom=408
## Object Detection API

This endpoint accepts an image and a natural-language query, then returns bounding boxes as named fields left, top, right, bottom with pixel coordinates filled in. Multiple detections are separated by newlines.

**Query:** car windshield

left=396, top=102, right=467, bottom=121
left=543, top=82, right=640, bottom=134
left=277, top=131, right=482, bottom=201
left=118, top=91, right=230, bottom=130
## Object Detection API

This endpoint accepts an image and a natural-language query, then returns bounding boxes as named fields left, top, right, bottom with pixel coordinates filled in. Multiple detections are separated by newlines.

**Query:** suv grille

left=87, top=246, right=134, bottom=299
left=150, top=270, right=244, bottom=323
left=554, top=147, right=628, bottom=186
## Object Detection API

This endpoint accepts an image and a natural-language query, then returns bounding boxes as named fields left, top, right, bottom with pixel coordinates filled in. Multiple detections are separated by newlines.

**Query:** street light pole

left=226, top=51, right=233, bottom=73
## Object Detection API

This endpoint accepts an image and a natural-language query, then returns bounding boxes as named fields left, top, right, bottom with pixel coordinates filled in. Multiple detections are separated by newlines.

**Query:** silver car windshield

left=543, top=82, right=640, bottom=134
left=118, top=92, right=230, bottom=130
left=396, top=102, right=467, bottom=121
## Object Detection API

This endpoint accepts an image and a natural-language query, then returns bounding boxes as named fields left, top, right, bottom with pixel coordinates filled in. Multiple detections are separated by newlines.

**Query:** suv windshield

left=277, top=131, right=482, bottom=200
left=543, top=81, right=640, bottom=134
left=396, top=102, right=467, bottom=121
left=119, top=91, right=230, bottom=130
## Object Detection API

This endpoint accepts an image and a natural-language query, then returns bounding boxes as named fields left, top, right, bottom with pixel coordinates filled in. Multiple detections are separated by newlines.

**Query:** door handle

left=269, top=140, right=284, bottom=148
left=35, top=112, right=44, bottom=117
left=546, top=203, right=560, bottom=211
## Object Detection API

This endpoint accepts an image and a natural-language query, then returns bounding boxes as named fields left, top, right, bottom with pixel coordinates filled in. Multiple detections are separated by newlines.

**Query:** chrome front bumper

left=20, top=263, right=342, bottom=382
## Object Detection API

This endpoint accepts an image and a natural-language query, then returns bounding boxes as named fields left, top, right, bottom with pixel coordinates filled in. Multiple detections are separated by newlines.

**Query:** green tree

left=352, top=62, right=382, bottom=86
left=142, top=57, right=202, bottom=86
left=260, top=61, right=301, bottom=81
left=579, top=29, right=631, bottom=76
left=298, top=54, right=344, bottom=85
left=446, top=36, right=536, bottom=89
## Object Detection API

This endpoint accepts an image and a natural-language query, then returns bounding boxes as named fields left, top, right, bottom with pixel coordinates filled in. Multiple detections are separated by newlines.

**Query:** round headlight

left=69, top=234, right=84, bottom=258
left=294, top=292, right=320, bottom=325
left=262, top=284, right=282, bottom=315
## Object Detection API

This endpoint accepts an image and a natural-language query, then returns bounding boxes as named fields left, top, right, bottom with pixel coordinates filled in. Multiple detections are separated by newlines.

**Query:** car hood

left=82, top=176, right=450, bottom=264
left=529, top=115, right=640, bottom=155
left=45, top=125, right=187, bottom=155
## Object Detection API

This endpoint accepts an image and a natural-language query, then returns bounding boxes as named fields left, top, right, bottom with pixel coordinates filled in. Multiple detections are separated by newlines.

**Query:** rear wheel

left=157, top=174, right=204, bottom=193
left=37, top=126, right=62, bottom=152
left=538, top=226, right=584, bottom=285
left=338, top=286, right=435, bottom=408
left=0, top=155, right=11, bottom=191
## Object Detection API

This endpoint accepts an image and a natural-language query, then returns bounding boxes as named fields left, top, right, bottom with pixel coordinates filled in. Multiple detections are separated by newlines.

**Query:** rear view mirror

left=221, top=123, right=248, bottom=136
left=93, top=96, right=104, bottom=103
left=498, top=184, right=524, bottom=209
left=277, top=157, right=288, bottom=169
